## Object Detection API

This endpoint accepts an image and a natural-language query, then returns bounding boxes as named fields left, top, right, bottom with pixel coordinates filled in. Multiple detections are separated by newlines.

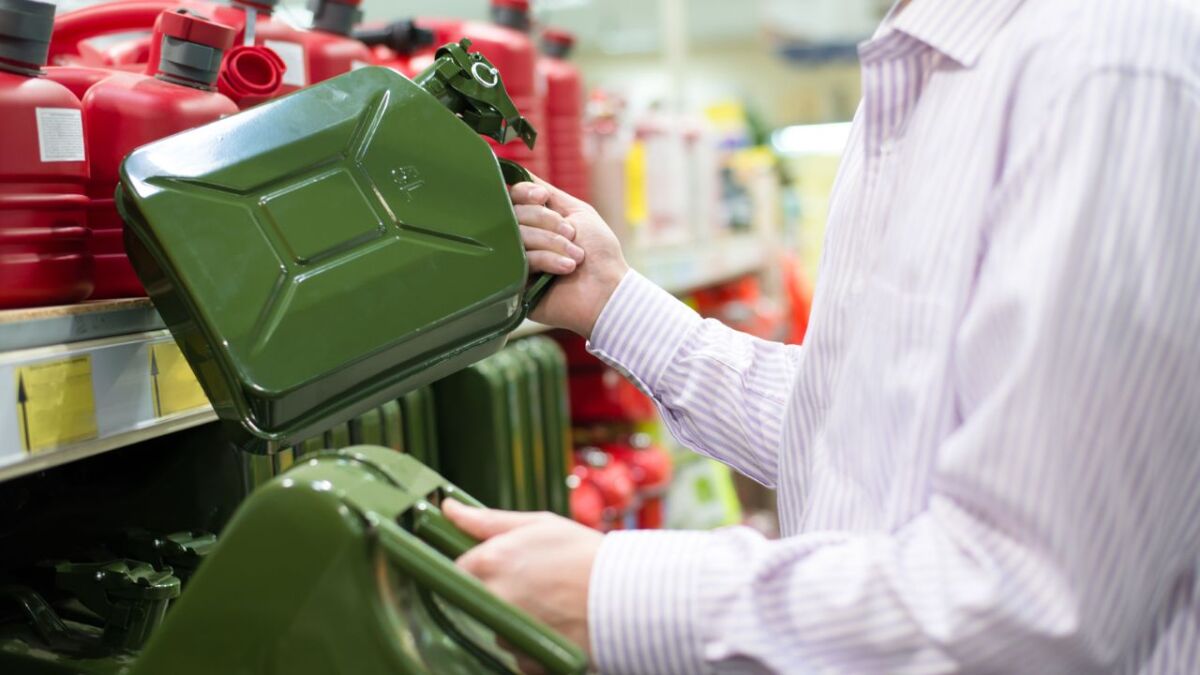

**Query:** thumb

left=443, top=498, right=543, bottom=540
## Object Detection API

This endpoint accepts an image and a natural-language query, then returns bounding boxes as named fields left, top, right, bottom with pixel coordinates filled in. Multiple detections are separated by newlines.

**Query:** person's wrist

left=578, top=259, right=629, bottom=339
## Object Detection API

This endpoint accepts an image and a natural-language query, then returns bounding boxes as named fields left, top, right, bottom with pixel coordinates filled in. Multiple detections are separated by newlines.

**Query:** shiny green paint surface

left=353, top=406, right=385, bottom=445
left=381, top=400, right=405, bottom=452
left=126, top=447, right=587, bottom=675
left=0, top=617, right=135, bottom=675
left=433, top=357, right=516, bottom=509
left=401, top=388, right=440, bottom=470
left=118, top=55, right=541, bottom=449
left=513, top=337, right=572, bottom=516
left=488, top=350, right=536, bottom=511
left=505, top=347, right=549, bottom=510
left=117, top=530, right=216, bottom=585
left=324, top=422, right=352, bottom=450
left=50, top=560, right=180, bottom=652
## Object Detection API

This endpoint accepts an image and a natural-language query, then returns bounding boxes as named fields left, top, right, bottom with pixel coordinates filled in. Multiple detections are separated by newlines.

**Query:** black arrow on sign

left=16, top=373, right=31, bottom=452
left=150, top=349, right=162, bottom=418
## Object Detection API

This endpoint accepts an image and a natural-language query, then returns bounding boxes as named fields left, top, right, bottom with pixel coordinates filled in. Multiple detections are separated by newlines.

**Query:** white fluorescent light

left=771, top=122, right=853, bottom=155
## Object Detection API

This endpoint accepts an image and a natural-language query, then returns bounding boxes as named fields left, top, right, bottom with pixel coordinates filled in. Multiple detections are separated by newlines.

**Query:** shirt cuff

left=588, top=530, right=711, bottom=675
left=587, top=269, right=703, bottom=395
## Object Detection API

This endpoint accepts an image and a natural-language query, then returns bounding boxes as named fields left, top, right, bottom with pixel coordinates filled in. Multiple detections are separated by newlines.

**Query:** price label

left=14, top=355, right=98, bottom=453
left=149, top=341, right=208, bottom=417
left=265, top=40, right=307, bottom=87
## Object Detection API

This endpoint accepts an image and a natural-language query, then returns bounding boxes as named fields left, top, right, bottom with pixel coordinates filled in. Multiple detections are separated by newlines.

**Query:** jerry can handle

left=373, top=515, right=589, bottom=675
left=499, top=158, right=557, bottom=316
left=410, top=500, right=477, bottom=558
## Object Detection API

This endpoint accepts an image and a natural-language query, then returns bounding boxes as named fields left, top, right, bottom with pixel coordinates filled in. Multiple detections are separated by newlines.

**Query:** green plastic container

left=116, top=42, right=550, bottom=450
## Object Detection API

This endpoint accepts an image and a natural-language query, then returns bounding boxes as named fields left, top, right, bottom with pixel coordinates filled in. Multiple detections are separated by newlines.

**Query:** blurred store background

left=4, top=0, right=892, bottom=557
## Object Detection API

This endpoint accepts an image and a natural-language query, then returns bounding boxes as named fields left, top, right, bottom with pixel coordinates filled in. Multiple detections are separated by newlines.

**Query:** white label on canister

left=265, top=40, right=308, bottom=87
left=35, top=108, right=85, bottom=163
left=351, top=60, right=369, bottom=71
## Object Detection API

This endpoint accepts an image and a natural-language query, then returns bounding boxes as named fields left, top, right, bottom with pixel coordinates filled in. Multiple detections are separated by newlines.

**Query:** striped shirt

left=584, top=0, right=1200, bottom=672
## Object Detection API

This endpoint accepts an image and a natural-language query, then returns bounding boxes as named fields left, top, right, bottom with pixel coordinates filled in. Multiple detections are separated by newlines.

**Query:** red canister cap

left=492, top=0, right=530, bottom=11
left=542, top=28, right=574, bottom=47
left=158, top=9, right=236, bottom=51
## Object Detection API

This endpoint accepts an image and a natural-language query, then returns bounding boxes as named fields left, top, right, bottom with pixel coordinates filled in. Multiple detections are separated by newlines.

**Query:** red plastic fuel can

left=607, top=439, right=673, bottom=529
left=299, top=0, right=373, bottom=83
left=81, top=9, right=238, bottom=298
left=573, top=447, right=636, bottom=532
left=49, top=1, right=284, bottom=108
left=56, top=0, right=370, bottom=96
left=0, top=0, right=92, bottom=309
left=479, top=0, right=547, bottom=179
left=408, top=2, right=547, bottom=178
left=539, top=28, right=588, bottom=199
left=352, top=19, right=435, bottom=77
left=42, top=64, right=114, bottom=100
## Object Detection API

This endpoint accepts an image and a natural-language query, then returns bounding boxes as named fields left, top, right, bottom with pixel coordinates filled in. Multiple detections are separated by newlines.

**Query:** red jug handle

left=48, top=1, right=175, bottom=64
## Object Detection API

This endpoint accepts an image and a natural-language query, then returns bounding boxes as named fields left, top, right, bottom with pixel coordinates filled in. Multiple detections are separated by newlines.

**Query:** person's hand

left=442, top=498, right=602, bottom=672
left=510, top=178, right=629, bottom=337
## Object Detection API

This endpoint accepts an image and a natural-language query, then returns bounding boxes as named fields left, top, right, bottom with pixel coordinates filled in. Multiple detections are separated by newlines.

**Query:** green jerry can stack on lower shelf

left=513, top=337, right=573, bottom=516
left=0, top=38, right=587, bottom=675
left=434, top=336, right=573, bottom=515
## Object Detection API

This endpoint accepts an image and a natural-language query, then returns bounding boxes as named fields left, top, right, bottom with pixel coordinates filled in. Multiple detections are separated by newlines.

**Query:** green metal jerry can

left=116, top=40, right=551, bottom=450
left=433, top=355, right=521, bottom=509
left=127, top=447, right=587, bottom=675
left=512, top=337, right=572, bottom=516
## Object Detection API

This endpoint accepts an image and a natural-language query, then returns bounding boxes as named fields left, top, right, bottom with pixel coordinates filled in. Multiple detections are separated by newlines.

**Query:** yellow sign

left=15, top=355, right=98, bottom=453
left=625, top=140, right=648, bottom=228
left=149, top=341, right=208, bottom=417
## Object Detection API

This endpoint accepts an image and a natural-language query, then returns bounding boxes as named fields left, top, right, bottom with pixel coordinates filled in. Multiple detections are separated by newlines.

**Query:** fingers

left=521, top=221, right=584, bottom=275
left=528, top=251, right=575, bottom=275
left=510, top=179, right=591, bottom=218
left=522, top=225, right=584, bottom=262
left=514, top=204, right=576, bottom=239
left=443, top=499, right=545, bottom=540
left=509, top=181, right=551, bottom=206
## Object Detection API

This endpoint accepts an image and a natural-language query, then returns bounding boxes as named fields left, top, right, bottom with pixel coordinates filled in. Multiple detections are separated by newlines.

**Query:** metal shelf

left=0, top=326, right=217, bottom=483
left=0, top=235, right=770, bottom=483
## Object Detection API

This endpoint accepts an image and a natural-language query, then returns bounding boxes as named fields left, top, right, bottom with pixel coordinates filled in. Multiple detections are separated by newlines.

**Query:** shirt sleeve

left=587, top=270, right=804, bottom=487
left=590, top=70, right=1200, bottom=673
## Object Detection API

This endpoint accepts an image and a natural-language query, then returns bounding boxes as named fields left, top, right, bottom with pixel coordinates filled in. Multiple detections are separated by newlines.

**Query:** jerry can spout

left=413, top=39, right=537, bottom=150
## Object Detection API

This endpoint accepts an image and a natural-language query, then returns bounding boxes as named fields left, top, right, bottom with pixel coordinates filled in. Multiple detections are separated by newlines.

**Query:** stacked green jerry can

left=0, top=41, right=587, bottom=675
left=513, top=337, right=572, bottom=515
left=401, top=387, right=441, bottom=470
left=433, top=352, right=522, bottom=509
left=434, top=337, right=572, bottom=515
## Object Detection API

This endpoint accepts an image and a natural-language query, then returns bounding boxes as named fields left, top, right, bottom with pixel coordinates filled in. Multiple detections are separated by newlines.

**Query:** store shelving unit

left=0, top=235, right=770, bottom=483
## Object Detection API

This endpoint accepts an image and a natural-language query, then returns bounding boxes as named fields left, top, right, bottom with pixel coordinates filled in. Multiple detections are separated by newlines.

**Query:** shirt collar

left=886, top=0, right=1026, bottom=67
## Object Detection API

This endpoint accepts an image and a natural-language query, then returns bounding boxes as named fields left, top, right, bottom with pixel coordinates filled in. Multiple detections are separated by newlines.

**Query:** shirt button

left=880, top=140, right=894, bottom=156
left=851, top=277, right=866, bottom=295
